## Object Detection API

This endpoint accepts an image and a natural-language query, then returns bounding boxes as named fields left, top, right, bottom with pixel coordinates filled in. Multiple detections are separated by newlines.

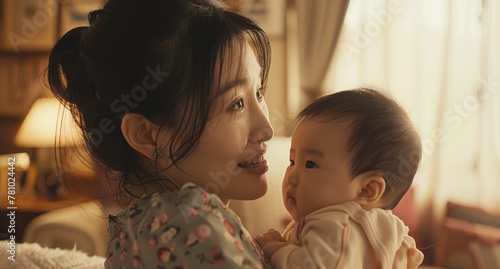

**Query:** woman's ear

left=121, top=113, right=160, bottom=160
left=355, top=175, right=386, bottom=209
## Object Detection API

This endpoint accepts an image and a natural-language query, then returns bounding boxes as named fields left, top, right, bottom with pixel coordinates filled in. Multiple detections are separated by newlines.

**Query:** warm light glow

left=15, top=98, right=81, bottom=148
left=0, top=153, right=30, bottom=170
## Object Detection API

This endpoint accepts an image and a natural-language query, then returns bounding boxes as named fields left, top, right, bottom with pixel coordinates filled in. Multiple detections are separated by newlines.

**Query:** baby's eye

left=231, top=99, right=244, bottom=111
left=305, top=161, right=317, bottom=169
left=256, top=88, right=264, bottom=99
left=289, top=160, right=295, bottom=167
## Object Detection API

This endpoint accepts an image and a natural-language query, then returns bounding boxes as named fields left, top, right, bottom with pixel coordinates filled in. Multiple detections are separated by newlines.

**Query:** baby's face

left=283, top=119, right=362, bottom=221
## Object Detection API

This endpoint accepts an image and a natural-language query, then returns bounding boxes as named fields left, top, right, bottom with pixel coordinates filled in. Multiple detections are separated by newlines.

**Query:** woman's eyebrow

left=219, top=78, right=248, bottom=94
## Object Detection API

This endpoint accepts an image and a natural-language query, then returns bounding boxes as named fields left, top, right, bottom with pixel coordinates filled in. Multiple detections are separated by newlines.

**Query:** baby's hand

left=255, top=228, right=289, bottom=259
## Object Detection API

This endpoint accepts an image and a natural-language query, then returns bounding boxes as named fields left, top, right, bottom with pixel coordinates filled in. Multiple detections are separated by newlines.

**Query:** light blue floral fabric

left=105, top=183, right=271, bottom=269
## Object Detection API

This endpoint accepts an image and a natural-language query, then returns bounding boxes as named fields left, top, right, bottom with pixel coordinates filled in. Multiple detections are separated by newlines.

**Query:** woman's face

left=161, top=43, right=274, bottom=204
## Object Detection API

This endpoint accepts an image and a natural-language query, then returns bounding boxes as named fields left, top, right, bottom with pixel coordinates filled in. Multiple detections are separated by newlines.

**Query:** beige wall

left=265, top=37, right=291, bottom=137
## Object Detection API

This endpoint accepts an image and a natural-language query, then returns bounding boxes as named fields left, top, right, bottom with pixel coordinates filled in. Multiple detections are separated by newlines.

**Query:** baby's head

left=283, top=88, right=421, bottom=220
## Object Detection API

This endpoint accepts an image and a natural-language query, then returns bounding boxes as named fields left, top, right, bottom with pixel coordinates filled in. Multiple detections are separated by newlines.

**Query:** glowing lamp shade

left=15, top=98, right=81, bottom=148
left=13, top=98, right=84, bottom=197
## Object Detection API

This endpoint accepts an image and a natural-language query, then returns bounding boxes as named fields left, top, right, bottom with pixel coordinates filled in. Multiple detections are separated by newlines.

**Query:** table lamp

left=14, top=97, right=82, bottom=197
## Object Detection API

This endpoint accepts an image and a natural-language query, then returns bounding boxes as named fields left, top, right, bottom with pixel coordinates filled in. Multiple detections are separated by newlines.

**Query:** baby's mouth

left=237, top=156, right=265, bottom=168
left=286, top=191, right=296, bottom=205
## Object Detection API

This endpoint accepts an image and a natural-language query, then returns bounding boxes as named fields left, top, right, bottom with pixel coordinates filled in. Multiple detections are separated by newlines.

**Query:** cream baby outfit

left=272, top=201, right=423, bottom=269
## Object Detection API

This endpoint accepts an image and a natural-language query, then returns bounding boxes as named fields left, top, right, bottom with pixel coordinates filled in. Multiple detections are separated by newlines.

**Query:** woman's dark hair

left=47, top=0, right=271, bottom=205
left=297, top=88, right=422, bottom=209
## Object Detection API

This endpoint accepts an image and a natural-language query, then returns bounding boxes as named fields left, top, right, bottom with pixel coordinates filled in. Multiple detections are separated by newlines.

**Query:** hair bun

left=88, top=9, right=101, bottom=25
left=49, top=26, right=103, bottom=112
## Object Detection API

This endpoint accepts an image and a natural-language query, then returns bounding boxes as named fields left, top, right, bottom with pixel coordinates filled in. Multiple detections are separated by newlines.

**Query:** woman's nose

left=249, top=100, right=274, bottom=144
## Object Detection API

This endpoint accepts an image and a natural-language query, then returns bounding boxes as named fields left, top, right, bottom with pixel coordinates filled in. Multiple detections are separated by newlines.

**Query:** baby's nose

left=285, top=172, right=298, bottom=186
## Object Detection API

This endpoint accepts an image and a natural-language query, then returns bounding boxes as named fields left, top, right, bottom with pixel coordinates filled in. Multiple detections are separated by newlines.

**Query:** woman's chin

left=247, top=175, right=269, bottom=199
left=223, top=175, right=269, bottom=201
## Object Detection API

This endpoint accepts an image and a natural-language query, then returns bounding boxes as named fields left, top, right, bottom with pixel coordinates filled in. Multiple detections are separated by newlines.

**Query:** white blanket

left=0, top=241, right=105, bottom=269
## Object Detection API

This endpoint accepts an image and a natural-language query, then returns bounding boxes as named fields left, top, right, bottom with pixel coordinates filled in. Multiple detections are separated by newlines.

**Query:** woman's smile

left=238, top=159, right=268, bottom=175
left=237, top=155, right=265, bottom=167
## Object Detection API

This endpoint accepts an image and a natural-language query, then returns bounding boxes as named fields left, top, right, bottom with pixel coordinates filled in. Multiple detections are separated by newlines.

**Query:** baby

left=256, top=88, right=424, bottom=268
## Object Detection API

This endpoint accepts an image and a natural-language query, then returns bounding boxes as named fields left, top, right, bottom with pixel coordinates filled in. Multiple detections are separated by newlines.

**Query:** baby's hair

left=297, top=88, right=422, bottom=209
left=46, top=0, right=270, bottom=205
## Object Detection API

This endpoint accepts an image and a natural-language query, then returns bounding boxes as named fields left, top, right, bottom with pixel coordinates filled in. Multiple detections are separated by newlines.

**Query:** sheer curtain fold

left=295, top=0, right=349, bottom=105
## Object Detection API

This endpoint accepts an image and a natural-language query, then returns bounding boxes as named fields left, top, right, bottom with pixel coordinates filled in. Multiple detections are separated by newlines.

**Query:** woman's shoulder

left=106, top=183, right=271, bottom=268
left=143, top=182, right=220, bottom=202
left=109, top=182, right=230, bottom=235
left=135, top=182, right=225, bottom=212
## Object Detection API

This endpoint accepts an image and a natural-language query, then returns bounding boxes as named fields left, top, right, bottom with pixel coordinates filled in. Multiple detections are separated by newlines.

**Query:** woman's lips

left=237, top=155, right=265, bottom=167
left=238, top=159, right=268, bottom=175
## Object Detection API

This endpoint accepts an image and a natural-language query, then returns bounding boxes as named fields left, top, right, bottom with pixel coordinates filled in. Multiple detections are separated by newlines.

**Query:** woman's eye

left=256, top=88, right=264, bottom=99
left=305, top=161, right=317, bottom=168
left=231, top=99, right=244, bottom=111
left=289, top=160, right=295, bottom=166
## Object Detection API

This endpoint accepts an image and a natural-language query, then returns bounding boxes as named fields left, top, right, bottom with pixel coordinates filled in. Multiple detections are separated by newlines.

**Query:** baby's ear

left=355, top=174, right=386, bottom=209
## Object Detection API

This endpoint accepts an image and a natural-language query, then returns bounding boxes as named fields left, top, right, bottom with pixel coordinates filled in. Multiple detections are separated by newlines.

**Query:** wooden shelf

left=0, top=50, right=50, bottom=57
left=0, top=193, right=91, bottom=212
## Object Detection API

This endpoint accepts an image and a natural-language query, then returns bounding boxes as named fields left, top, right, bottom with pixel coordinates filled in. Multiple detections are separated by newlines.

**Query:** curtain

left=288, top=0, right=349, bottom=114
left=324, top=0, right=500, bottom=264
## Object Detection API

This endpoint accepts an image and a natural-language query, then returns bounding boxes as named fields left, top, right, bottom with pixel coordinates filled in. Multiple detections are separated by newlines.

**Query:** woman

left=47, top=0, right=274, bottom=267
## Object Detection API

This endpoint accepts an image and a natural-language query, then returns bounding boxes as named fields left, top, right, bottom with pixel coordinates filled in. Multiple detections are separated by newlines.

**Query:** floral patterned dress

left=105, top=183, right=271, bottom=269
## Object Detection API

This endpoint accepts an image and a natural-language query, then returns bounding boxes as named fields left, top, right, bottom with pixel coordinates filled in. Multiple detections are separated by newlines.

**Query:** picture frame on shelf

left=0, top=0, right=58, bottom=52
left=0, top=153, right=35, bottom=204
left=238, top=0, right=285, bottom=37
left=59, top=0, right=105, bottom=37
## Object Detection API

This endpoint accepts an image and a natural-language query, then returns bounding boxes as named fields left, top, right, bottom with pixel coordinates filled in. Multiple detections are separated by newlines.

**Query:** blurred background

left=0, top=0, right=499, bottom=268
